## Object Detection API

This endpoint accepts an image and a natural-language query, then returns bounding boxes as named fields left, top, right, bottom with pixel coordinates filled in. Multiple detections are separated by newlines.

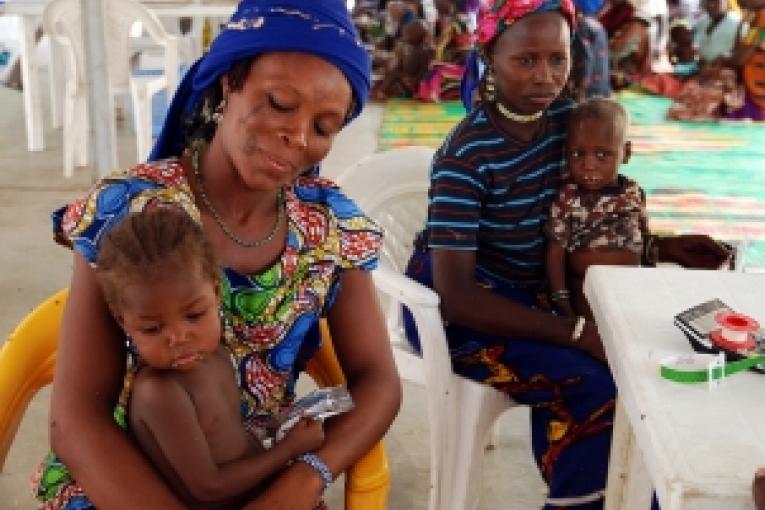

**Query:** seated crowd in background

left=353, top=0, right=476, bottom=101
left=352, top=0, right=765, bottom=122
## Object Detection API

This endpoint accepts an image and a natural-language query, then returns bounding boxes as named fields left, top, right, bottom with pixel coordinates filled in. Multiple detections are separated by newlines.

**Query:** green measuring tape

left=660, top=354, right=765, bottom=383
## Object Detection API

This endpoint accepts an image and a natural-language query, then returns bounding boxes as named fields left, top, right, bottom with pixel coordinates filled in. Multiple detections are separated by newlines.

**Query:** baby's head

left=567, top=98, right=631, bottom=191
left=96, top=209, right=221, bottom=371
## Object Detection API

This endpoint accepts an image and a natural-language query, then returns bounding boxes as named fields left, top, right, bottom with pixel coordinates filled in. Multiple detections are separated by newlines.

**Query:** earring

left=201, top=97, right=215, bottom=124
left=483, top=67, right=496, bottom=103
left=220, top=309, right=235, bottom=344
left=212, top=97, right=227, bottom=124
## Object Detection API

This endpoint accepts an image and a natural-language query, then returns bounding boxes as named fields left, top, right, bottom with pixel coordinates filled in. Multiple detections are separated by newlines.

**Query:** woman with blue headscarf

left=35, top=1, right=401, bottom=508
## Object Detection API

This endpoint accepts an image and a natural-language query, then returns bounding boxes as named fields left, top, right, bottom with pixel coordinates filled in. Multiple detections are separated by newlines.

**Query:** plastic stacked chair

left=335, top=146, right=517, bottom=510
left=0, top=289, right=389, bottom=509
left=43, top=0, right=180, bottom=176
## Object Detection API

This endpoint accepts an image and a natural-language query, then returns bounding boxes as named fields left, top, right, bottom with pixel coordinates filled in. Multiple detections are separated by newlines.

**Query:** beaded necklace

left=191, top=141, right=285, bottom=249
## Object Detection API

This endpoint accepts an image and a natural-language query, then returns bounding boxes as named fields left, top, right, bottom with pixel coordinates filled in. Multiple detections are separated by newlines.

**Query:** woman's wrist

left=289, top=454, right=330, bottom=498
left=242, top=461, right=325, bottom=510
left=642, top=234, right=662, bottom=266
left=294, top=453, right=334, bottom=494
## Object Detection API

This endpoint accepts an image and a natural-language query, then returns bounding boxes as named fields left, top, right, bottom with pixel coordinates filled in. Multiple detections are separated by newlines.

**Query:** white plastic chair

left=335, top=146, right=517, bottom=510
left=43, top=0, right=179, bottom=176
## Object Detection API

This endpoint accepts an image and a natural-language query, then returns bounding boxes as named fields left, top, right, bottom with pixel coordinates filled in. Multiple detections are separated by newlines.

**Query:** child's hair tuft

left=95, top=208, right=219, bottom=313
left=569, top=97, right=630, bottom=135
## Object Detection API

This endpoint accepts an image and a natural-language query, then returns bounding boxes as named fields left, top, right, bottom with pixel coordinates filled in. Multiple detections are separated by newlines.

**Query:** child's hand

left=283, top=417, right=325, bottom=456
left=754, top=468, right=765, bottom=510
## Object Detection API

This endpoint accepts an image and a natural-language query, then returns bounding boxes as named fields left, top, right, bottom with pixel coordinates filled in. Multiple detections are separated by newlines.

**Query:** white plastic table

left=2, top=0, right=235, bottom=152
left=584, top=266, right=765, bottom=510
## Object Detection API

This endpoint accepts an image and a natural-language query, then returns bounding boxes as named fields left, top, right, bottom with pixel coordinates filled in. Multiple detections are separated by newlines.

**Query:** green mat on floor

left=378, top=93, right=765, bottom=267
left=617, top=91, right=765, bottom=268
left=378, top=99, right=465, bottom=150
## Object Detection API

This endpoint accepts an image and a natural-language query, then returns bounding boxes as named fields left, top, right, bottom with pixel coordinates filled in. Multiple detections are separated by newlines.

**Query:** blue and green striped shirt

left=426, top=98, right=575, bottom=286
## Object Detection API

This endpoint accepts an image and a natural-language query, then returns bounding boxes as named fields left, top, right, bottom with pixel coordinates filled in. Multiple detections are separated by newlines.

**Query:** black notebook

left=673, top=298, right=765, bottom=372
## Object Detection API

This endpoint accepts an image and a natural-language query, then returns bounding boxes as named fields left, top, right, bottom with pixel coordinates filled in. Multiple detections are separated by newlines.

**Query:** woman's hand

left=657, top=234, right=731, bottom=269
left=246, top=269, right=401, bottom=509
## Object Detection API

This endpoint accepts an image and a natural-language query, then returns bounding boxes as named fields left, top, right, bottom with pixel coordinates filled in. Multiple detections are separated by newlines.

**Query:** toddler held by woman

left=546, top=98, right=649, bottom=319
left=94, top=209, right=326, bottom=509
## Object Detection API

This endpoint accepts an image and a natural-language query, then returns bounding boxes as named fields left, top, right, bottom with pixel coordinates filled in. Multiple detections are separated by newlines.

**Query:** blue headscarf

left=150, top=0, right=371, bottom=161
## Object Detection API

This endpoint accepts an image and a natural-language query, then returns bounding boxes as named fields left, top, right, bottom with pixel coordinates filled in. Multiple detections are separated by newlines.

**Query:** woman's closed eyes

left=268, top=94, right=340, bottom=138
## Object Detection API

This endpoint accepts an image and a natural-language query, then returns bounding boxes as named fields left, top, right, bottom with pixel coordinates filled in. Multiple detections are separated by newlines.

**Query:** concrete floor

left=0, top=79, right=547, bottom=509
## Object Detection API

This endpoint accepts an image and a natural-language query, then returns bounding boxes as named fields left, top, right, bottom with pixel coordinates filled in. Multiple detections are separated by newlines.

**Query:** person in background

left=433, top=0, right=474, bottom=65
left=573, top=0, right=613, bottom=97
left=546, top=99, right=648, bottom=319
left=32, top=1, right=402, bottom=508
left=418, top=0, right=475, bottom=101
left=666, top=65, right=744, bottom=119
left=725, top=0, right=765, bottom=120
left=608, top=9, right=653, bottom=88
left=669, top=20, right=699, bottom=74
left=634, top=18, right=698, bottom=98
left=665, top=0, right=757, bottom=121
left=373, top=17, right=435, bottom=99
left=599, top=0, right=638, bottom=36
left=693, top=0, right=742, bottom=66
left=376, top=0, right=418, bottom=52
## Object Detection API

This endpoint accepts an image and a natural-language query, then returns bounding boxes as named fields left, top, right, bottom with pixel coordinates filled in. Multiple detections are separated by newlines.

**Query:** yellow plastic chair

left=0, top=289, right=389, bottom=509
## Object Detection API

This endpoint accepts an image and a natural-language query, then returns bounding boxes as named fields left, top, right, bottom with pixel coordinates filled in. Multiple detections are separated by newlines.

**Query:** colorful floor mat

left=378, top=99, right=465, bottom=150
left=378, top=93, right=765, bottom=267
left=618, top=91, right=765, bottom=268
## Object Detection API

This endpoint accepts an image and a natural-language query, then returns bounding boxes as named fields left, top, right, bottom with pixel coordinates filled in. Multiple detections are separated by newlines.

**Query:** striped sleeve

left=427, top=150, right=486, bottom=250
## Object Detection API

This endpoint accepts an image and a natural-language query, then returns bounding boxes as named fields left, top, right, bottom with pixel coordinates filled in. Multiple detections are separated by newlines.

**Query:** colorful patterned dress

left=34, top=159, right=382, bottom=509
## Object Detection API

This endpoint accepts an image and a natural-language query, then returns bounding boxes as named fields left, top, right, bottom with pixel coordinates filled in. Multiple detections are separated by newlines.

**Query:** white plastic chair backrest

left=335, top=146, right=435, bottom=339
left=335, top=146, right=435, bottom=274
left=43, top=0, right=178, bottom=95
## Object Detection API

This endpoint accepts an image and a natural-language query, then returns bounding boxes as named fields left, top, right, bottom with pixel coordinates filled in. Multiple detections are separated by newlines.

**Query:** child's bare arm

left=546, top=241, right=575, bottom=315
left=130, top=376, right=323, bottom=505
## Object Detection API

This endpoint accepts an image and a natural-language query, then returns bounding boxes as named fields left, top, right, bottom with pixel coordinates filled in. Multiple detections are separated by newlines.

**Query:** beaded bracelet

left=295, top=453, right=334, bottom=494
